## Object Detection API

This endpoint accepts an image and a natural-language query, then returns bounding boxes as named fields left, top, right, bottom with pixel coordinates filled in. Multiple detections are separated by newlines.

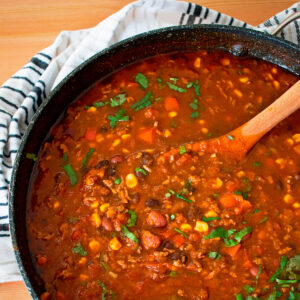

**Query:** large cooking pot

left=9, top=25, right=300, bottom=299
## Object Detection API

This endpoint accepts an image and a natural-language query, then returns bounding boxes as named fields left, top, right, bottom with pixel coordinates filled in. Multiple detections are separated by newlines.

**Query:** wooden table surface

left=0, top=0, right=296, bottom=298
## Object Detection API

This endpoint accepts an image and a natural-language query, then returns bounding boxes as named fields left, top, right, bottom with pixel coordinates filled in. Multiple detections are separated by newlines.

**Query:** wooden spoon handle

left=235, top=80, right=300, bottom=149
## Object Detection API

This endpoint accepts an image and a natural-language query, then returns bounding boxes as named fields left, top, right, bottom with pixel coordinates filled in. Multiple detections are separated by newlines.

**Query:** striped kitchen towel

left=0, top=0, right=299, bottom=283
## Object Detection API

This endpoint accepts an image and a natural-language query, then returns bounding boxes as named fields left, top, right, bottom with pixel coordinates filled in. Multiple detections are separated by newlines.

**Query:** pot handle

left=269, top=11, right=300, bottom=36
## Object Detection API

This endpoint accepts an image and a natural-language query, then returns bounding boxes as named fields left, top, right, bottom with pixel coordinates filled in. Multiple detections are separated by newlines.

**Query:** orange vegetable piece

left=138, top=128, right=156, bottom=144
left=164, top=97, right=180, bottom=112
left=219, top=193, right=241, bottom=208
left=172, top=234, right=185, bottom=248
left=85, top=128, right=97, bottom=141
left=223, top=244, right=241, bottom=259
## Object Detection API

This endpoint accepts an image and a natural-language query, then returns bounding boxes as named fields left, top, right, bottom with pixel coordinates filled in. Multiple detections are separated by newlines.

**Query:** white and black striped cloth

left=0, top=0, right=299, bottom=283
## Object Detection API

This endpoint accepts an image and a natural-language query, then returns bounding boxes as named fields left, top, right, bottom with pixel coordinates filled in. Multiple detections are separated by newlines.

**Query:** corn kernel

left=90, top=213, right=101, bottom=227
left=109, top=271, right=118, bottom=278
left=163, top=129, right=172, bottom=138
left=220, top=58, right=230, bottom=66
left=78, top=257, right=87, bottom=266
left=121, top=134, right=131, bottom=140
left=194, top=57, right=201, bottom=68
left=201, top=127, right=208, bottom=134
left=293, top=202, right=300, bottom=208
left=285, top=138, right=294, bottom=146
left=87, top=107, right=97, bottom=112
left=89, top=240, right=100, bottom=253
left=180, top=224, right=192, bottom=232
left=198, top=119, right=206, bottom=125
left=194, top=220, right=209, bottom=232
left=272, top=80, right=280, bottom=90
left=100, top=203, right=109, bottom=213
left=109, top=237, right=122, bottom=251
left=275, top=158, right=286, bottom=168
left=126, top=173, right=138, bottom=188
left=294, top=144, right=300, bottom=155
left=112, top=139, right=121, bottom=147
left=96, top=134, right=104, bottom=143
left=205, top=210, right=218, bottom=218
left=212, top=177, right=223, bottom=189
left=168, top=111, right=178, bottom=118
left=233, top=89, right=243, bottom=98
left=79, top=274, right=89, bottom=282
left=271, top=67, right=278, bottom=74
left=90, top=201, right=99, bottom=209
left=292, top=133, right=300, bottom=144
left=237, top=171, right=246, bottom=178
left=122, top=148, right=130, bottom=154
left=53, top=201, right=60, bottom=209
left=239, top=77, right=249, bottom=83
left=284, top=194, right=294, bottom=204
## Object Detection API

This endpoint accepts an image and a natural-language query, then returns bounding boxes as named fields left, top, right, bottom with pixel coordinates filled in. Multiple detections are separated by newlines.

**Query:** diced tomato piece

left=242, top=250, right=253, bottom=269
left=172, top=234, right=185, bottom=248
left=223, top=244, right=241, bottom=259
left=164, top=97, right=180, bottom=112
left=85, top=128, right=97, bottom=141
left=138, top=128, right=156, bottom=144
left=219, top=193, right=241, bottom=208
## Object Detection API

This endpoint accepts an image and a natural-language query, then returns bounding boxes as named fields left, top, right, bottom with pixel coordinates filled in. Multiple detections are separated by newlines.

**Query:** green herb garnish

left=167, top=82, right=187, bottom=93
left=68, top=217, right=78, bottom=223
left=253, top=161, right=262, bottom=167
left=135, top=167, right=147, bottom=176
left=174, top=228, right=188, bottom=238
left=93, top=100, right=109, bottom=107
left=127, top=210, right=137, bottom=227
left=208, top=251, right=221, bottom=260
left=97, top=281, right=107, bottom=300
left=26, top=153, right=37, bottom=162
left=156, top=77, right=163, bottom=83
left=189, top=99, right=199, bottom=110
left=259, top=216, right=269, bottom=224
left=179, top=145, right=187, bottom=155
left=190, top=111, right=199, bottom=119
left=169, top=270, right=177, bottom=277
left=63, top=163, right=77, bottom=186
left=227, top=134, right=234, bottom=140
left=110, top=94, right=127, bottom=107
left=202, top=216, right=220, bottom=222
left=270, top=255, right=288, bottom=282
left=108, top=108, right=129, bottom=128
left=234, top=189, right=249, bottom=200
left=121, top=225, right=139, bottom=244
left=81, top=148, right=95, bottom=168
left=235, top=294, right=243, bottom=300
left=131, top=91, right=152, bottom=111
left=114, top=178, right=121, bottom=185
left=213, top=193, right=220, bottom=198
left=243, top=284, right=255, bottom=294
left=135, top=73, right=149, bottom=90
left=62, top=153, right=68, bottom=162
left=176, top=193, right=192, bottom=204
left=73, top=242, right=87, bottom=256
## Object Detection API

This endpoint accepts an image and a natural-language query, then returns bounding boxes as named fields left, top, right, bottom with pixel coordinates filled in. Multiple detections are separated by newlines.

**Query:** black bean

left=130, top=193, right=140, bottom=204
left=168, top=252, right=187, bottom=263
left=142, top=152, right=154, bottom=166
left=106, top=165, right=116, bottom=177
left=145, top=198, right=160, bottom=207
left=187, top=205, right=200, bottom=221
left=160, top=240, right=174, bottom=250
left=95, top=160, right=109, bottom=169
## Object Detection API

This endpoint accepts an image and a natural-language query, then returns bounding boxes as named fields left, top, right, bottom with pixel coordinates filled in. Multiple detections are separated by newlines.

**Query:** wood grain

left=0, top=0, right=295, bottom=298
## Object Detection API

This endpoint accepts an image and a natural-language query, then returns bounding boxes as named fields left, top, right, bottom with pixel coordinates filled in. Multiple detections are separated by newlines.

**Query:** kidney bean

left=146, top=211, right=167, bottom=228
left=142, top=152, right=154, bottom=166
left=145, top=198, right=160, bottom=207
left=111, top=155, right=124, bottom=164
left=102, top=216, right=113, bottom=231
left=95, top=160, right=109, bottom=169
left=141, top=230, right=161, bottom=250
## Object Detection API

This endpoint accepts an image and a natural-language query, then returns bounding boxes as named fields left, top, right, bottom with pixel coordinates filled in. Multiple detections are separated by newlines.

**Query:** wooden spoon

left=185, top=80, right=300, bottom=161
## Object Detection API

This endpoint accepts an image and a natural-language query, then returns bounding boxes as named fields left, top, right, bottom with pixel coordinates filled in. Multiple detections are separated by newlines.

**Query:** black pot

left=9, top=25, right=300, bottom=299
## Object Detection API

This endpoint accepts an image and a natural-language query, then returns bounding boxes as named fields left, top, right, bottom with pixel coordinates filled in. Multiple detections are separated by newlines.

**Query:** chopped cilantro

left=62, top=152, right=68, bottom=162
left=234, top=189, right=249, bottom=200
left=253, top=208, right=260, bottom=214
left=174, top=228, right=188, bottom=238
left=97, top=281, right=107, bottom=300
left=256, top=265, right=263, bottom=281
left=63, top=163, right=77, bottom=186
left=253, top=161, right=262, bottom=167
left=176, top=193, right=192, bottom=204
left=235, top=294, right=243, bottom=300
left=121, top=225, right=139, bottom=244
left=114, top=178, right=121, bottom=185
left=165, top=192, right=172, bottom=198
left=73, top=242, right=87, bottom=256
left=208, top=251, right=221, bottom=260
left=213, top=193, right=220, bottom=198
left=110, top=93, right=127, bottom=107
left=186, top=82, right=193, bottom=88
left=127, top=210, right=137, bottom=227
left=270, top=256, right=288, bottom=282
left=227, top=134, right=234, bottom=140
left=93, top=100, right=109, bottom=107
left=189, top=99, right=199, bottom=110
left=108, top=108, right=129, bottom=128
left=168, top=270, right=177, bottom=277
left=179, top=145, right=187, bottom=155
left=81, top=148, right=95, bottom=168
left=243, top=284, right=255, bottom=294
left=168, top=189, right=176, bottom=195
left=202, top=216, right=220, bottom=222
left=68, top=217, right=78, bottom=223
left=131, top=91, right=152, bottom=111
left=156, top=77, right=163, bottom=83
left=190, top=111, right=199, bottom=119
left=26, top=153, right=37, bottom=162
left=170, top=120, right=177, bottom=128
left=259, top=216, right=269, bottom=224
left=135, top=167, right=147, bottom=175
left=135, top=73, right=149, bottom=90
left=167, top=82, right=187, bottom=93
